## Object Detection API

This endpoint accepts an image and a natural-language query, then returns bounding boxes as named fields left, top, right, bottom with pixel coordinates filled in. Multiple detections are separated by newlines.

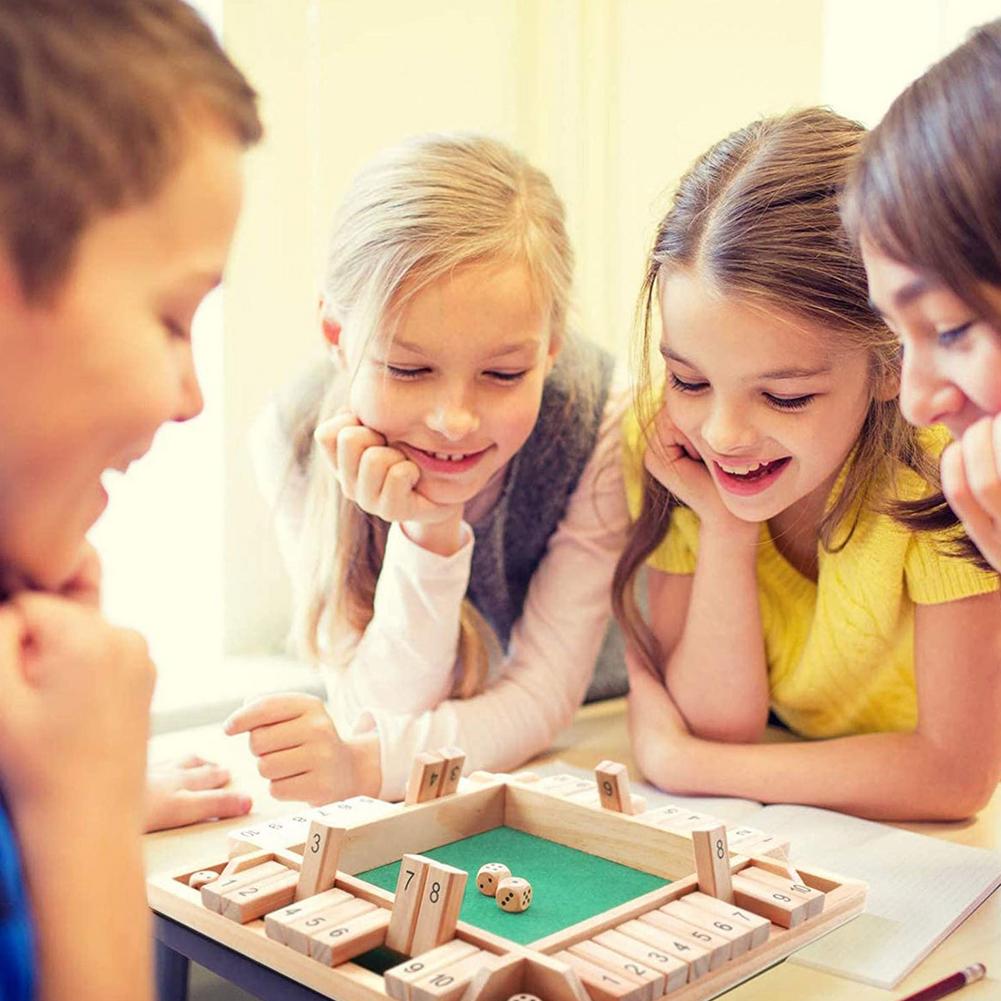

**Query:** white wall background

left=89, top=0, right=998, bottom=724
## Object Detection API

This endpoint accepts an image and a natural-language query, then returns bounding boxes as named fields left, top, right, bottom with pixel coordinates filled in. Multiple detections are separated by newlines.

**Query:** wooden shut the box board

left=147, top=770, right=866, bottom=1001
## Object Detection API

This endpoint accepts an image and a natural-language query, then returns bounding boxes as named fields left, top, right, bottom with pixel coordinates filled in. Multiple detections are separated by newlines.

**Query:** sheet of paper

left=754, top=804, right=1001, bottom=987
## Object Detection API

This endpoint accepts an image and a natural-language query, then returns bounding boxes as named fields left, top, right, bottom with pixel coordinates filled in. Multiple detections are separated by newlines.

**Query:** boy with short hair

left=0, top=2, right=261, bottom=997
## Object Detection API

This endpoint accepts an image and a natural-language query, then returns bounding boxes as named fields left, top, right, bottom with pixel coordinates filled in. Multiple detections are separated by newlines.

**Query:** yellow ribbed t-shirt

left=623, top=418, right=999, bottom=738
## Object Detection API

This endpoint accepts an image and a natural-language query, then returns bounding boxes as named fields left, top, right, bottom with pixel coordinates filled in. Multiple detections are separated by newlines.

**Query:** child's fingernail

left=239, top=796, right=252, bottom=813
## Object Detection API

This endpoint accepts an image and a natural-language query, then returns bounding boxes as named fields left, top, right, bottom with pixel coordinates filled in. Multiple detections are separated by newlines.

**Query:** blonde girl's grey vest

left=466, top=340, right=626, bottom=702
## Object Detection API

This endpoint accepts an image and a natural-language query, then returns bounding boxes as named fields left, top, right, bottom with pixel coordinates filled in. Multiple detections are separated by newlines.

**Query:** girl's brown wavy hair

left=612, top=107, right=957, bottom=679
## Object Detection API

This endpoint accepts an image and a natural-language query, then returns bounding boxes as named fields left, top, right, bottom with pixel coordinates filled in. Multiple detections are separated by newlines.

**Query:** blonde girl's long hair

left=612, top=107, right=944, bottom=679
left=288, top=133, right=574, bottom=696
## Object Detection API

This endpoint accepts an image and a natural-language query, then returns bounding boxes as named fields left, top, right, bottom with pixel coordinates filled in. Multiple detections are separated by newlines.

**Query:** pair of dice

left=476, top=862, right=532, bottom=912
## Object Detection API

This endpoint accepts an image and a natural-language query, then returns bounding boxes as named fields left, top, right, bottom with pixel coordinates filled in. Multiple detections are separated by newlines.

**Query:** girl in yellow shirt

left=614, top=108, right=1000, bottom=822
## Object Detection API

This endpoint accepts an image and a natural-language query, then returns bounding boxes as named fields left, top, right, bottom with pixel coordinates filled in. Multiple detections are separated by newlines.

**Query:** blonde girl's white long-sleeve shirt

left=252, top=385, right=630, bottom=801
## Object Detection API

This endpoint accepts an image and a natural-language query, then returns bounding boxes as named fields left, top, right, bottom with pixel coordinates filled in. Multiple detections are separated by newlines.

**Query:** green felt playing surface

left=355, top=826, right=669, bottom=945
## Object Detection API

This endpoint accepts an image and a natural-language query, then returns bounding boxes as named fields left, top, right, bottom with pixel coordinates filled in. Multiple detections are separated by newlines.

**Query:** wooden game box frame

left=147, top=771, right=867, bottom=1001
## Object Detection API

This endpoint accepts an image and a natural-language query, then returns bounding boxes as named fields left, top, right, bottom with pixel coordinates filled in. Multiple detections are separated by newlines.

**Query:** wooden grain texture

left=592, top=928, right=689, bottom=992
left=149, top=776, right=867, bottom=1001
left=691, top=825, right=733, bottom=903
left=410, top=862, right=468, bottom=956
left=297, top=820, right=347, bottom=900
left=385, top=939, right=480, bottom=1001
left=406, top=752, right=447, bottom=806
left=503, top=784, right=695, bottom=879
left=386, top=854, right=431, bottom=954
left=336, top=782, right=506, bottom=874
left=438, top=748, right=467, bottom=798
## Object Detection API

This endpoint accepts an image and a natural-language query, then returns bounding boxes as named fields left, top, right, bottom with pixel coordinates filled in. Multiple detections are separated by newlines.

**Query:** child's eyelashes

left=765, top=393, right=815, bottom=411
left=668, top=373, right=708, bottom=394
left=936, top=321, right=973, bottom=347
left=383, top=364, right=527, bottom=384
left=486, top=370, right=528, bottom=383
left=669, top=373, right=815, bottom=411
left=385, top=364, right=429, bottom=380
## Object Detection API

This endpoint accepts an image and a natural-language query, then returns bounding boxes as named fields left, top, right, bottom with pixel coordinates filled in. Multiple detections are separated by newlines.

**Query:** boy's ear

left=322, top=312, right=342, bottom=348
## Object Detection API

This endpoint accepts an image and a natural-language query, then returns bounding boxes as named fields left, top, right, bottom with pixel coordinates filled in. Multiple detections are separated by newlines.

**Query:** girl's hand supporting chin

left=942, top=414, right=1001, bottom=574
left=643, top=406, right=758, bottom=544
left=315, top=412, right=465, bottom=555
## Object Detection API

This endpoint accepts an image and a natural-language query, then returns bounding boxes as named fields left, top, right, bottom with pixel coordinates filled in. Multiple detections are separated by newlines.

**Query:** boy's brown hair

left=0, top=0, right=262, bottom=301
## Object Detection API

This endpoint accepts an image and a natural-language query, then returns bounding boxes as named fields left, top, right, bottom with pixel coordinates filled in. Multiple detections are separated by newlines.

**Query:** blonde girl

left=228, top=134, right=628, bottom=801
left=614, top=108, right=1001, bottom=822
left=843, top=18, right=1001, bottom=574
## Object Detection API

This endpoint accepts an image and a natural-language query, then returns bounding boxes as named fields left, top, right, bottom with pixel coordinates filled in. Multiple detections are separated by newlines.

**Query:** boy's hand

left=0, top=594, right=154, bottom=820
left=58, top=541, right=103, bottom=608
left=315, top=413, right=464, bottom=554
left=643, top=407, right=758, bottom=543
left=942, top=414, right=1001, bottom=573
left=225, top=693, right=375, bottom=804
left=144, top=755, right=252, bottom=832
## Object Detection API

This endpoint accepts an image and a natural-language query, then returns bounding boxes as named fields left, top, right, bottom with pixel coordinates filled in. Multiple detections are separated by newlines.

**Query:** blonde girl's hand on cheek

left=0, top=594, right=154, bottom=823
left=315, top=412, right=465, bottom=556
left=941, top=413, right=1001, bottom=573
left=224, top=693, right=379, bottom=804
left=643, top=407, right=758, bottom=544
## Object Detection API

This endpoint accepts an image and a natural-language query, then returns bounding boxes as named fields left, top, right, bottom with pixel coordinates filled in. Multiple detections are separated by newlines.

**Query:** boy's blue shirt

left=0, top=796, right=35, bottom=1001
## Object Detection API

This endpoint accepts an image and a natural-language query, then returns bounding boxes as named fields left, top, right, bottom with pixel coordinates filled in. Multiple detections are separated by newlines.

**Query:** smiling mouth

left=403, top=443, right=492, bottom=474
left=712, top=455, right=792, bottom=495
left=715, top=457, right=789, bottom=480
left=420, top=449, right=478, bottom=462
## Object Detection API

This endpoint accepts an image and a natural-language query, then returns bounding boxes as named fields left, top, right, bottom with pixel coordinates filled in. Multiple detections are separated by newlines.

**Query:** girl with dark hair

left=843, top=18, right=1001, bottom=572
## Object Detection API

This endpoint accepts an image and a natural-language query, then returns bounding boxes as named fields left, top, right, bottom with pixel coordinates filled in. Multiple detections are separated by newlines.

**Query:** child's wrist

left=701, top=520, right=760, bottom=553
left=401, top=512, right=465, bottom=556
left=346, top=731, right=382, bottom=798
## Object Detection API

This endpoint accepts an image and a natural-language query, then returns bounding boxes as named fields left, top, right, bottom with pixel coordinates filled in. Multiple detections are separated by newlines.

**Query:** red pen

left=900, top=963, right=987, bottom=1001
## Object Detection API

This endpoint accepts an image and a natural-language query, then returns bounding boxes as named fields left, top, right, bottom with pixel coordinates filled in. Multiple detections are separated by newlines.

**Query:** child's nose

left=425, top=404, right=479, bottom=441
left=702, top=402, right=755, bottom=455
left=899, top=351, right=964, bottom=427
left=173, top=353, right=204, bottom=423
